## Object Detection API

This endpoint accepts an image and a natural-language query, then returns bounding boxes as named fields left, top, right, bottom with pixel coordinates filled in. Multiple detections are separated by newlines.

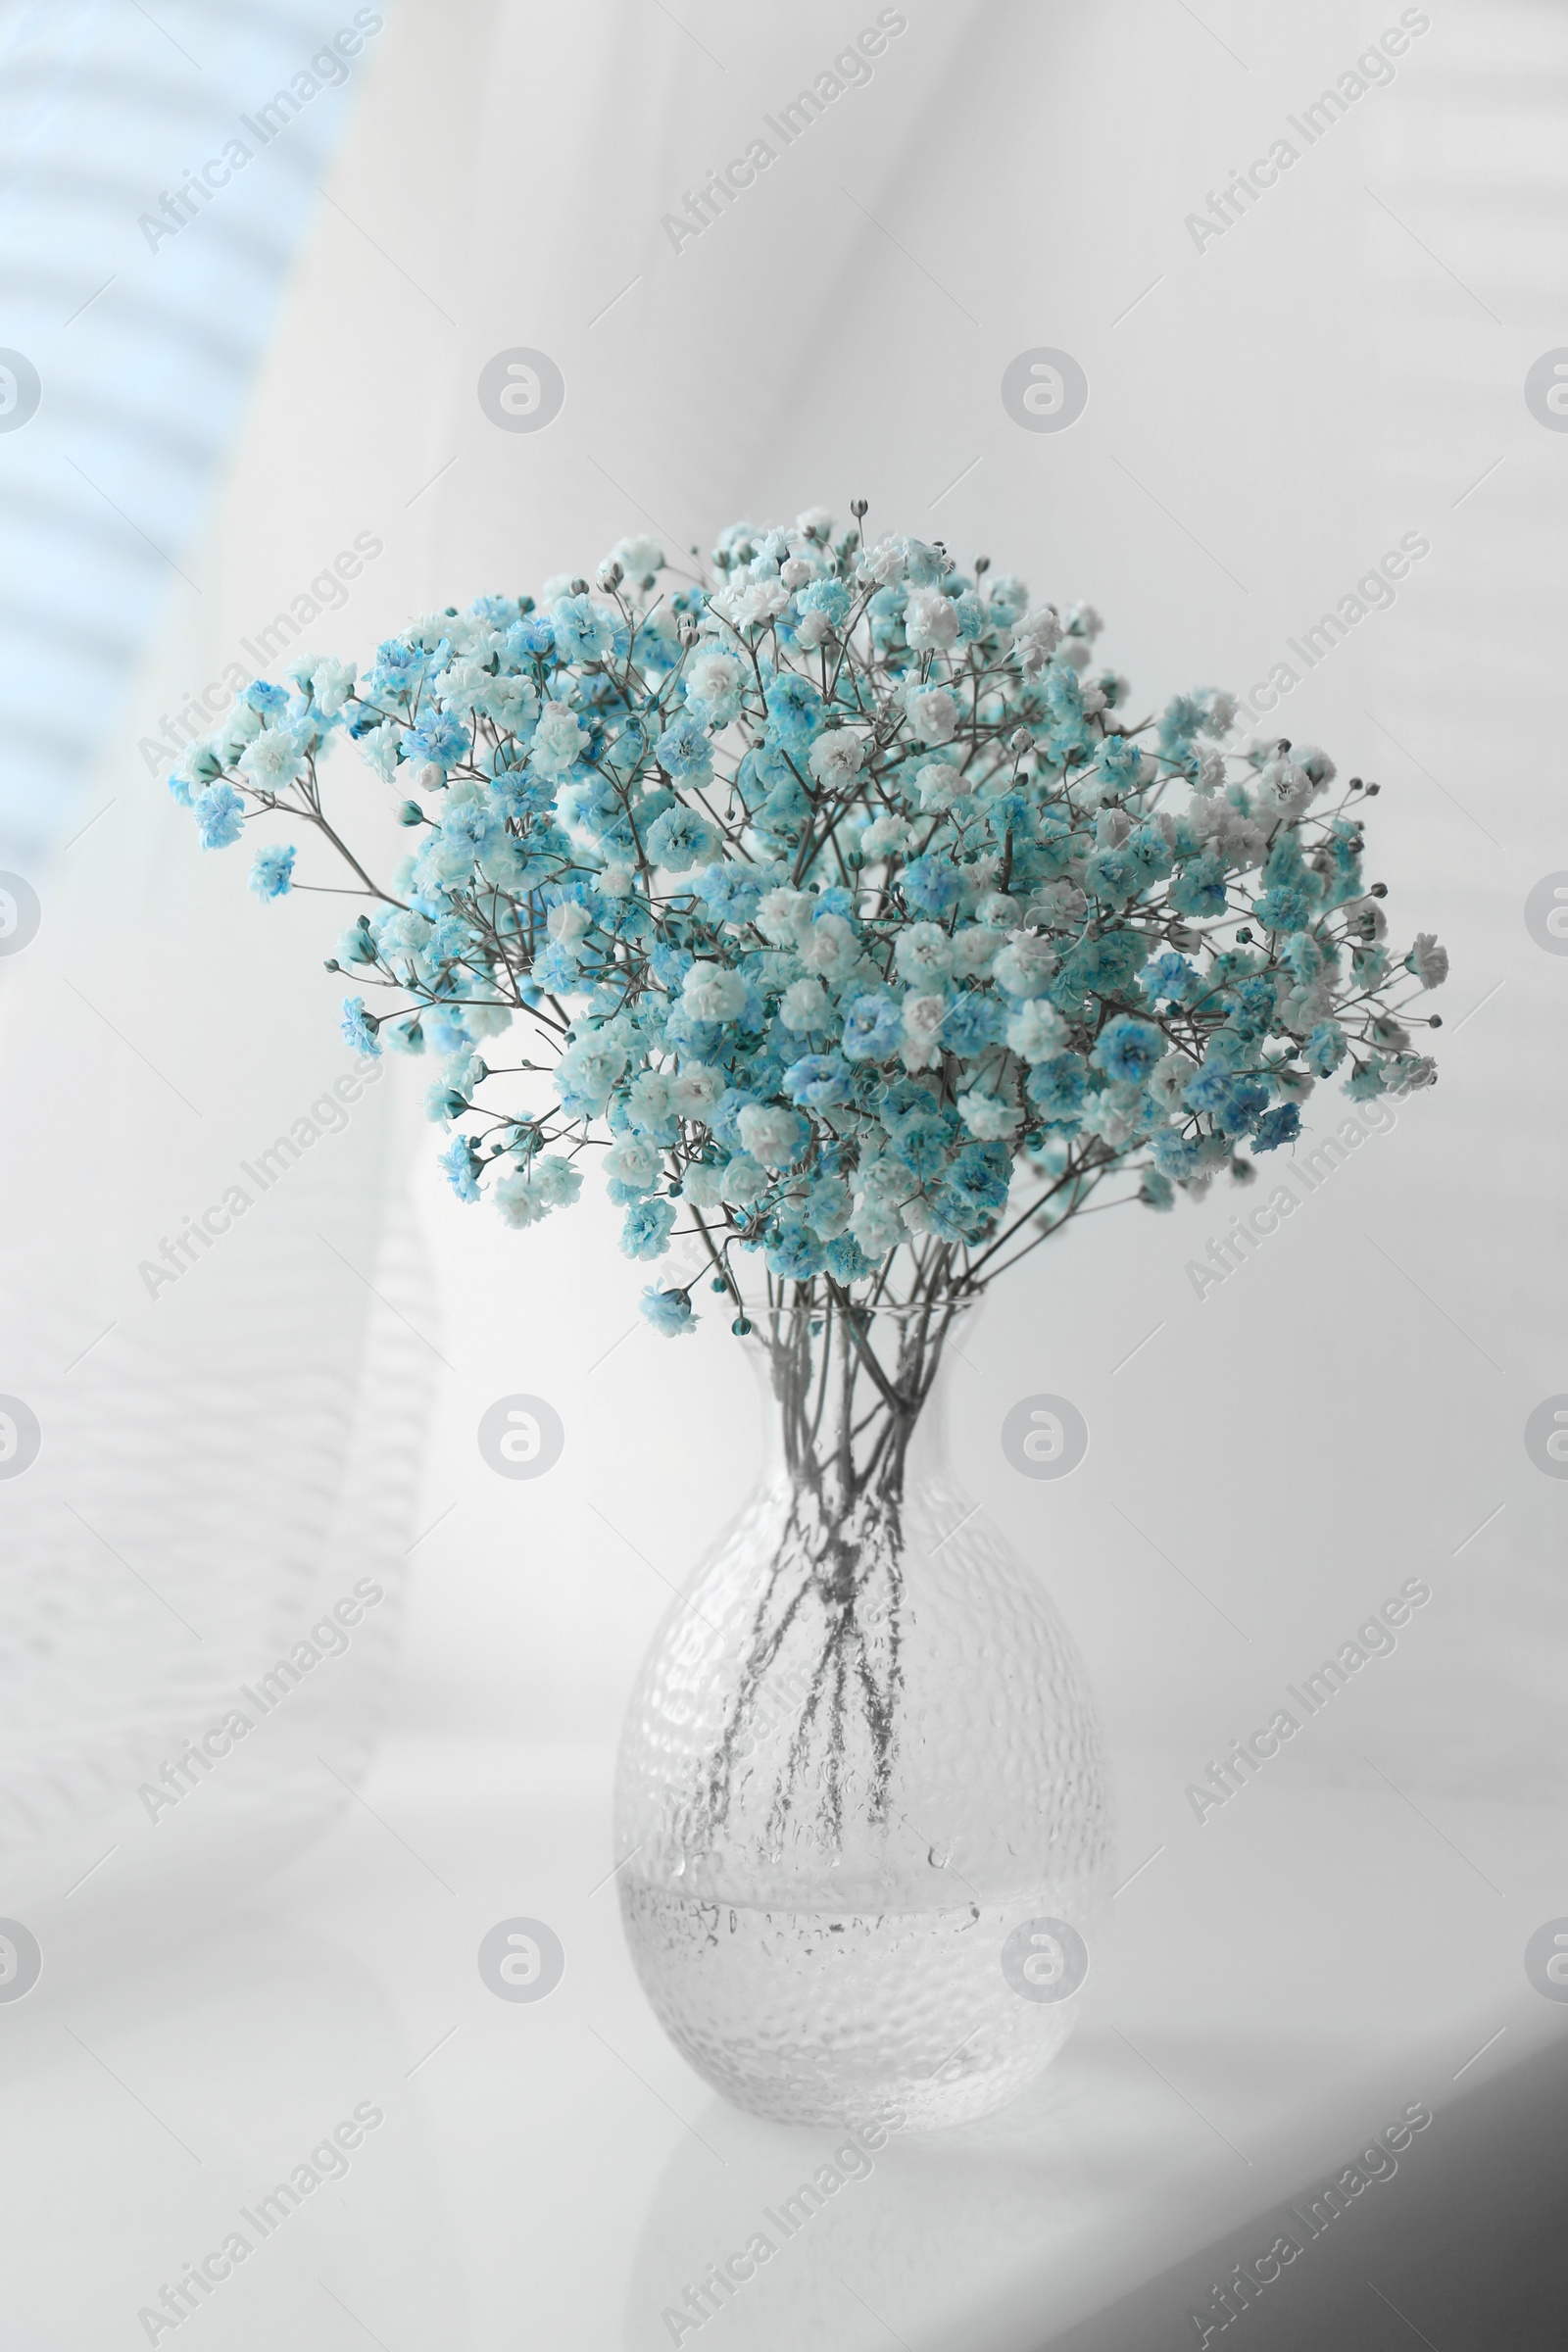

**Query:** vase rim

left=729, top=1291, right=978, bottom=1323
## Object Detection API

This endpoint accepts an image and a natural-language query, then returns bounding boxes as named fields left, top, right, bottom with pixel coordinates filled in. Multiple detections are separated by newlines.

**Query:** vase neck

left=743, top=1298, right=971, bottom=1501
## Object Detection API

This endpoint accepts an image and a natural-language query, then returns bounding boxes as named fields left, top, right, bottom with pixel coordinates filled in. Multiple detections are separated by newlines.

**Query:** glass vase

left=612, top=1294, right=1113, bottom=2131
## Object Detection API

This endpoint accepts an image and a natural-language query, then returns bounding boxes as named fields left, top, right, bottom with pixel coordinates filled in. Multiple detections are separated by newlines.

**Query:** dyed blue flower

left=551, top=594, right=617, bottom=665
left=1025, top=1054, right=1087, bottom=1122
left=640, top=1284, right=695, bottom=1336
left=940, top=993, right=1003, bottom=1057
left=697, top=860, right=770, bottom=926
left=1253, top=883, right=1315, bottom=934
left=841, top=995, right=904, bottom=1062
left=784, top=1054, right=853, bottom=1108
left=531, top=943, right=586, bottom=995
left=763, top=671, right=823, bottom=750
left=763, top=1210, right=827, bottom=1281
left=249, top=843, right=296, bottom=899
left=646, top=803, right=718, bottom=869
left=620, top=1196, right=676, bottom=1259
left=1304, top=1020, right=1348, bottom=1076
left=406, top=711, right=469, bottom=771
left=1168, top=851, right=1229, bottom=920
left=1252, top=1104, right=1300, bottom=1152
left=1095, top=732, right=1143, bottom=793
left=438, top=1137, right=481, bottom=1201
left=340, top=997, right=381, bottom=1056
left=945, top=1141, right=1011, bottom=1209
left=1091, top=1016, right=1163, bottom=1084
left=1141, top=952, right=1198, bottom=1006
left=193, top=783, right=245, bottom=849
left=902, top=856, right=962, bottom=916
left=245, top=678, right=289, bottom=717
left=1183, top=1066, right=1268, bottom=1135
left=825, top=1234, right=873, bottom=1283
left=796, top=578, right=852, bottom=627
left=655, top=710, right=710, bottom=774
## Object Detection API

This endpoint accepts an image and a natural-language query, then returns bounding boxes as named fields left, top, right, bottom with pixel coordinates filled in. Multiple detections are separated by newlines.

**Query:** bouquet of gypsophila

left=170, top=501, right=1446, bottom=1357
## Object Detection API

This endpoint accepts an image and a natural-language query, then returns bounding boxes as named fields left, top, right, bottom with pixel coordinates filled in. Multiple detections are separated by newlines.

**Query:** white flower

left=906, top=685, right=956, bottom=744
left=905, top=587, right=959, bottom=654
left=796, top=504, right=834, bottom=540
left=863, top=536, right=908, bottom=587
left=530, top=699, right=587, bottom=776
left=798, top=912, right=859, bottom=979
left=950, top=925, right=1002, bottom=977
left=436, top=657, right=491, bottom=714
left=894, top=922, right=955, bottom=983
left=682, top=962, right=748, bottom=1021
left=668, top=1063, right=723, bottom=1116
left=1257, top=758, right=1314, bottom=817
left=1147, top=1052, right=1197, bottom=1112
left=916, top=760, right=967, bottom=811
left=957, top=1088, right=1023, bottom=1142
left=1407, top=932, right=1448, bottom=990
left=849, top=1199, right=903, bottom=1257
left=719, top=1152, right=768, bottom=1203
left=974, top=892, right=1020, bottom=929
left=858, top=1158, right=915, bottom=1209
left=1080, top=1094, right=1144, bottom=1148
left=737, top=1102, right=805, bottom=1167
left=992, top=933, right=1056, bottom=998
left=680, top=1161, right=727, bottom=1208
left=1023, top=881, right=1087, bottom=933
left=624, top=1071, right=672, bottom=1129
left=780, top=557, right=812, bottom=591
left=685, top=649, right=744, bottom=711
left=716, top=577, right=789, bottom=629
left=755, top=887, right=814, bottom=946
left=530, top=1155, right=581, bottom=1208
left=900, top=993, right=948, bottom=1072
left=793, top=609, right=835, bottom=650
left=1010, top=606, right=1064, bottom=673
left=808, top=730, right=867, bottom=791
left=1004, top=1001, right=1064, bottom=1061
left=780, top=976, right=830, bottom=1032
left=547, top=902, right=592, bottom=944
left=858, top=813, right=909, bottom=858
left=556, top=1037, right=627, bottom=1112
left=482, top=673, right=539, bottom=730
left=599, top=861, right=634, bottom=899
left=239, top=726, right=304, bottom=787
left=803, top=1177, right=852, bottom=1237
left=611, top=533, right=662, bottom=582
left=603, top=1136, right=661, bottom=1189
left=494, top=1174, right=549, bottom=1229
left=309, top=656, right=356, bottom=715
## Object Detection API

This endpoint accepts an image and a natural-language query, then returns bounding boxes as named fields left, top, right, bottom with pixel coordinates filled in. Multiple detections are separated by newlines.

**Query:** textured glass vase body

left=613, top=1300, right=1113, bottom=2130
